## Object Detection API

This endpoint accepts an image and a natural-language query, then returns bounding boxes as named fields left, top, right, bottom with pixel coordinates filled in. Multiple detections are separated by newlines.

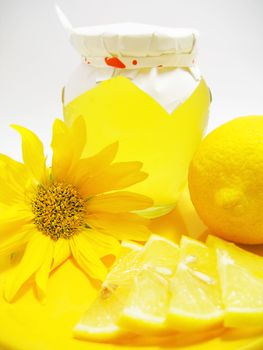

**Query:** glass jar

left=61, top=20, right=211, bottom=217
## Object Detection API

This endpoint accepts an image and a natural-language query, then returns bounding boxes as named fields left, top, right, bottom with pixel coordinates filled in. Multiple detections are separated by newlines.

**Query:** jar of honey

left=61, top=20, right=211, bottom=217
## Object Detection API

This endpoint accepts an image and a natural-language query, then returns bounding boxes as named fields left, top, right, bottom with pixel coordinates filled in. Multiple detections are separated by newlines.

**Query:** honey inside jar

left=62, top=23, right=211, bottom=216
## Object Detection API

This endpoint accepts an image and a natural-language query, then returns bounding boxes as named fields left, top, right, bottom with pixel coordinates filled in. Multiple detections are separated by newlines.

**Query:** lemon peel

left=189, top=116, right=263, bottom=244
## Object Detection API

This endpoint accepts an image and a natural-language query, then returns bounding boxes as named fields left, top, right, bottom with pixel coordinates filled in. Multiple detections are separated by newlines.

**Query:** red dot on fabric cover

left=105, top=56, right=126, bottom=68
left=132, top=60, right=138, bottom=65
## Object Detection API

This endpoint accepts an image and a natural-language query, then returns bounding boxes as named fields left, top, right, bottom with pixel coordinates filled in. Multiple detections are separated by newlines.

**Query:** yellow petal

left=11, top=125, right=46, bottom=183
left=67, top=142, right=118, bottom=187
left=0, top=224, right=34, bottom=256
left=70, top=234, right=107, bottom=281
left=35, top=240, right=54, bottom=300
left=86, top=191, right=153, bottom=213
left=51, top=117, right=86, bottom=181
left=86, top=212, right=151, bottom=241
left=0, top=204, right=33, bottom=236
left=81, top=229, right=120, bottom=258
left=51, top=238, right=71, bottom=271
left=0, top=155, right=29, bottom=204
left=0, top=154, right=29, bottom=185
left=0, top=165, right=22, bottom=205
left=80, top=162, right=148, bottom=197
left=4, top=233, right=50, bottom=302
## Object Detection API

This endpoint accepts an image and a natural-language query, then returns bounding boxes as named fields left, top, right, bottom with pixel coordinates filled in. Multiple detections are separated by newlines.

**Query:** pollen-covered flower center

left=31, top=182, right=87, bottom=240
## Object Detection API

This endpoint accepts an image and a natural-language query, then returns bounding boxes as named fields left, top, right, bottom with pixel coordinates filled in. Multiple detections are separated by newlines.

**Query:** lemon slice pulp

left=207, top=235, right=263, bottom=328
left=167, top=236, right=224, bottom=331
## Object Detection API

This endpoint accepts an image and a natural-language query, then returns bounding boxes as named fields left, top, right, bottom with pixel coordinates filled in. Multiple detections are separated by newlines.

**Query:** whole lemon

left=188, top=116, right=263, bottom=244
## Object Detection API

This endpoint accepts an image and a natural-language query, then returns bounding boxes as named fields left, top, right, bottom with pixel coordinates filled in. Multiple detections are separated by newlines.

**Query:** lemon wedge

left=167, top=236, right=224, bottom=331
left=117, top=235, right=179, bottom=333
left=140, top=234, right=179, bottom=276
left=207, top=235, right=263, bottom=328
left=118, top=269, right=170, bottom=333
left=74, top=246, right=142, bottom=341
left=74, top=234, right=179, bottom=339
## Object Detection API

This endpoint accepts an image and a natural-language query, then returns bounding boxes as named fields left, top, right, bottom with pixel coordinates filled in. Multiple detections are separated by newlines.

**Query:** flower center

left=31, top=182, right=87, bottom=240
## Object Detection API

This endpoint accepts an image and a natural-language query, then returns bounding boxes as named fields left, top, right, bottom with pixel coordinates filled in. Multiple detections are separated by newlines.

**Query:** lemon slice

left=118, top=269, right=170, bottom=334
left=167, top=236, right=224, bottom=331
left=73, top=288, right=127, bottom=341
left=140, top=234, right=179, bottom=276
left=74, top=234, right=179, bottom=339
left=74, top=248, right=142, bottom=341
left=207, top=235, right=263, bottom=328
left=117, top=234, right=179, bottom=333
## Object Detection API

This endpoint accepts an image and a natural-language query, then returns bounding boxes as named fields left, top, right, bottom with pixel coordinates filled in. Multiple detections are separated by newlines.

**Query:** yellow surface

left=0, top=187, right=263, bottom=350
left=64, top=77, right=210, bottom=213
left=189, top=116, right=263, bottom=244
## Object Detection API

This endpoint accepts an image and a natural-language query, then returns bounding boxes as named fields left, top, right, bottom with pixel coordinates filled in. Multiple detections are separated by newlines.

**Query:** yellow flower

left=0, top=117, right=153, bottom=302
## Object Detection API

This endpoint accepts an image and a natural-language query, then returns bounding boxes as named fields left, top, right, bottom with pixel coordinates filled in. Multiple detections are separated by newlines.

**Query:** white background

left=0, top=0, right=262, bottom=160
